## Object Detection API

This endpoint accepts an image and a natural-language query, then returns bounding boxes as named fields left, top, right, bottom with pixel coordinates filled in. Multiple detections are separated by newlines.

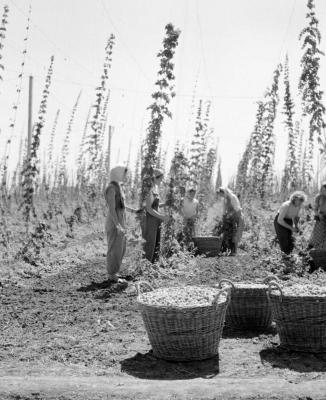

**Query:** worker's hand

left=162, top=215, right=170, bottom=223
left=292, top=226, right=300, bottom=233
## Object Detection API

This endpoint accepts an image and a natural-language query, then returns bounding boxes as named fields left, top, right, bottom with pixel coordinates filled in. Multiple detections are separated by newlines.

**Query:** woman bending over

left=274, top=191, right=306, bottom=255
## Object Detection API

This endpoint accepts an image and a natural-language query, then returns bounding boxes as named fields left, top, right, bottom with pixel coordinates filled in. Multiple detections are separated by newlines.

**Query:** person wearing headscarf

left=309, top=183, right=326, bottom=249
left=215, top=187, right=244, bottom=255
left=143, top=168, right=169, bottom=263
left=274, top=191, right=306, bottom=255
left=104, top=165, right=138, bottom=282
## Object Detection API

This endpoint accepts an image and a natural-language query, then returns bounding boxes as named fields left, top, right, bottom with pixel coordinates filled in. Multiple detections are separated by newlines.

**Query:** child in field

left=181, top=188, right=199, bottom=244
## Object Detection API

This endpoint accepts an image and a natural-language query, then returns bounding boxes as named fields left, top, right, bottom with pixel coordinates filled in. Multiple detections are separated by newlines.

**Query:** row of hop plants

left=2, top=1, right=324, bottom=269
left=236, top=0, right=326, bottom=203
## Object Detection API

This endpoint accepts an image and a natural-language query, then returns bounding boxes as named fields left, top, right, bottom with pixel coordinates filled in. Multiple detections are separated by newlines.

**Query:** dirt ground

left=1, top=228, right=326, bottom=399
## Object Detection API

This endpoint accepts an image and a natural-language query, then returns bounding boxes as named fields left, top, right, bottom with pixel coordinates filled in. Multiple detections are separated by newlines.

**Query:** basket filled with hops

left=267, top=281, right=326, bottom=352
left=218, top=277, right=277, bottom=330
left=136, top=281, right=230, bottom=361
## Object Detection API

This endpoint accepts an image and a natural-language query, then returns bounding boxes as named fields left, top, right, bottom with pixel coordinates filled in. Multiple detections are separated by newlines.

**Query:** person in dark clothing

left=143, top=169, right=169, bottom=263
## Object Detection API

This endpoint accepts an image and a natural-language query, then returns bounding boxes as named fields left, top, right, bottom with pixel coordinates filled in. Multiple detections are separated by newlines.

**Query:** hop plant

left=299, top=0, right=326, bottom=185
left=0, top=5, right=9, bottom=83
left=20, top=56, right=54, bottom=230
left=140, top=23, right=180, bottom=205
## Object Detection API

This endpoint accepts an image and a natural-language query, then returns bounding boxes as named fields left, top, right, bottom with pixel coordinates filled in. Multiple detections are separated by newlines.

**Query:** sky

left=0, top=0, right=326, bottom=184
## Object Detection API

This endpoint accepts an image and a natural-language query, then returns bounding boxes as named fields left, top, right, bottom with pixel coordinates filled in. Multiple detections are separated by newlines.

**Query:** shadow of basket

left=260, top=347, right=326, bottom=373
left=120, top=351, right=220, bottom=380
left=223, top=324, right=277, bottom=339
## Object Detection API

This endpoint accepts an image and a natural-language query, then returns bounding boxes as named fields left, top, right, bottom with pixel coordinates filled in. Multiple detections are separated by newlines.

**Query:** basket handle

left=267, top=281, right=283, bottom=302
left=135, top=280, right=154, bottom=296
left=218, top=278, right=235, bottom=290
left=262, top=275, right=279, bottom=284
left=212, top=287, right=231, bottom=307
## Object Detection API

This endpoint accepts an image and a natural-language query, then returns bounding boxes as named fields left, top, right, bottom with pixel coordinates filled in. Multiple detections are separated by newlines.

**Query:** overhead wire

left=7, top=0, right=96, bottom=77
left=196, top=0, right=214, bottom=101
left=277, top=0, right=297, bottom=62
left=101, top=0, right=151, bottom=84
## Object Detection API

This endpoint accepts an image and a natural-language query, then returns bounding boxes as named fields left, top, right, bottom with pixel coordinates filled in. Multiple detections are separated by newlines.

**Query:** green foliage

left=189, top=99, right=206, bottom=187
left=0, top=4, right=9, bottom=82
left=1, top=6, right=30, bottom=194
left=299, top=0, right=326, bottom=184
left=17, top=222, right=52, bottom=266
left=76, top=106, right=91, bottom=189
left=141, top=23, right=180, bottom=205
left=197, top=145, right=217, bottom=215
left=161, top=147, right=188, bottom=257
left=0, top=200, right=11, bottom=253
left=87, top=35, right=115, bottom=183
left=20, top=56, right=55, bottom=228
left=246, top=101, right=265, bottom=197
left=282, top=55, right=299, bottom=192
left=58, top=91, right=82, bottom=187
left=259, top=64, right=282, bottom=200
left=239, top=65, right=281, bottom=202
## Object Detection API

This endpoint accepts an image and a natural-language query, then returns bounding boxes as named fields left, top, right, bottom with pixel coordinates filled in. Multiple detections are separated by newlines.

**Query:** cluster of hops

left=271, top=284, right=326, bottom=297
left=233, top=283, right=268, bottom=289
left=139, top=286, right=227, bottom=308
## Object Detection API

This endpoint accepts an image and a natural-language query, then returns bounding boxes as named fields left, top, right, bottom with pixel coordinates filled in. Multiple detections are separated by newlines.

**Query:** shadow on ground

left=260, top=347, right=326, bottom=372
left=223, top=324, right=277, bottom=339
left=120, top=351, right=220, bottom=380
left=77, top=279, right=128, bottom=292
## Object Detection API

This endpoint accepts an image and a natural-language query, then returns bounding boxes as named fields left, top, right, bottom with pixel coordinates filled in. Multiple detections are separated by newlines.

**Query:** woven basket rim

left=192, top=236, right=220, bottom=240
left=269, top=292, right=326, bottom=300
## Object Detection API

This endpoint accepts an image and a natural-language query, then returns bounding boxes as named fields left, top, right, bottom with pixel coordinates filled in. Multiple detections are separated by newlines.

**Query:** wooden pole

left=27, top=76, right=33, bottom=159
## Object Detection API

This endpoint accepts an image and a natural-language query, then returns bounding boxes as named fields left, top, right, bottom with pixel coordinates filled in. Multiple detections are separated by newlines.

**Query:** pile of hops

left=271, top=284, right=326, bottom=297
left=138, top=286, right=227, bottom=308
left=233, top=283, right=268, bottom=289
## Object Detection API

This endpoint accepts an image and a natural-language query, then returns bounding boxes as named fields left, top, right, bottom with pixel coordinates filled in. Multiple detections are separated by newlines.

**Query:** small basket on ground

left=192, top=236, right=222, bottom=257
left=309, top=249, right=326, bottom=270
left=136, top=281, right=230, bottom=361
left=267, top=281, right=326, bottom=352
left=218, top=277, right=277, bottom=330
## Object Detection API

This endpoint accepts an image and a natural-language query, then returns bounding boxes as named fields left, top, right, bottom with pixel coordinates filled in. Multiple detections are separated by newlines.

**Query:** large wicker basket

left=192, top=236, right=222, bottom=257
left=310, top=249, right=326, bottom=270
left=136, top=281, right=230, bottom=361
left=267, top=282, right=326, bottom=352
left=218, top=277, right=276, bottom=330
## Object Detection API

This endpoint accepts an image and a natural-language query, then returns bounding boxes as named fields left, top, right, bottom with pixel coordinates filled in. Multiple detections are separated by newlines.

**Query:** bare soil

left=1, top=227, right=326, bottom=399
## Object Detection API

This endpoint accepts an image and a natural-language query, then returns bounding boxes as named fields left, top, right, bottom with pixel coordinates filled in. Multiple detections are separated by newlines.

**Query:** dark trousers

left=274, top=214, right=293, bottom=255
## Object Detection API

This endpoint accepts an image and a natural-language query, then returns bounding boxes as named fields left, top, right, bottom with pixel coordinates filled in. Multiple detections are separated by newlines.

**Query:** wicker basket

left=136, top=281, right=230, bottom=361
left=218, top=277, right=277, bottom=330
left=267, top=282, right=326, bottom=352
left=192, top=236, right=222, bottom=257
left=310, top=249, right=326, bottom=270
